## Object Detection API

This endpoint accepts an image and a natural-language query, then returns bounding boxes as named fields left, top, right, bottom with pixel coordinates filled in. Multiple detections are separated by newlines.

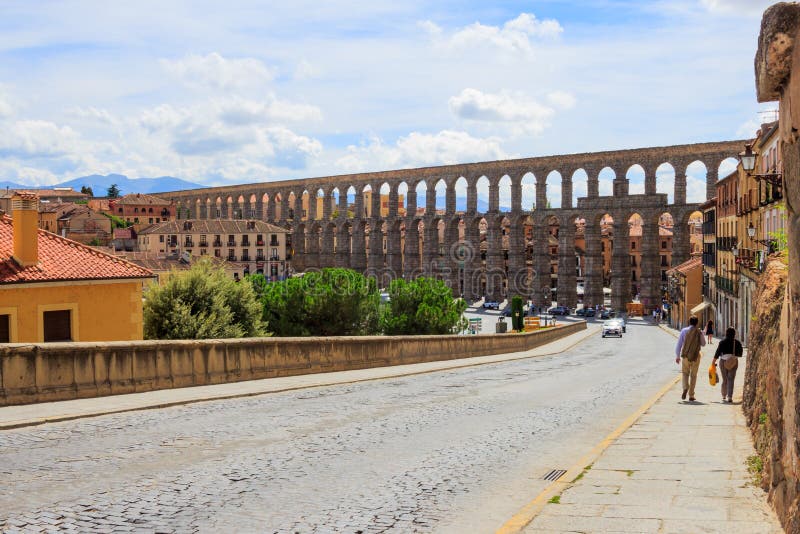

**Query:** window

left=0, top=314, right=9, bottom=343
left=43, top=310, right=71, bottom=342
left=149, top=218, right=153, bottom=224
left=631, top=241, right=636, bottom=250
left=118, top=208, right=123, bottom=214
left=159, top=235, right=164, bottom=243
left=271, top=247, right=278, bottom=259
left=661, top=241, right=667, bottom=249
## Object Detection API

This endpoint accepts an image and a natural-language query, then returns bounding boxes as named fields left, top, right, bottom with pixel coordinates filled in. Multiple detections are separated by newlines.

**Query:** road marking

left=496, top=372, right=681, bottom=534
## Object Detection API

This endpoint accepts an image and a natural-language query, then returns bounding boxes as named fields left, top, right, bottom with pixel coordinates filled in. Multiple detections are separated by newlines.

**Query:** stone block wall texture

left=0, top=322, right=585, bottom=406
left=747, top=3, right=800, bottom=531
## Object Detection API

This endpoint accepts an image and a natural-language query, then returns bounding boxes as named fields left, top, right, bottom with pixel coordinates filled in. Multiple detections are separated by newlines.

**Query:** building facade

left=109, top=193, right=176, bottom=231
left=667, top=256, right=703, bottom=330
left=716, top=171, right=739, bottom=333
left=0, top=194, right=154, bottom=343
left=137, top=219, right=291, bottom=280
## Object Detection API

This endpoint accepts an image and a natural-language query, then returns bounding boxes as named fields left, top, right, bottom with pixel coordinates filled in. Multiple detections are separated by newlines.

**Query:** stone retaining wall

left=0, top=322, right=586, bottom=406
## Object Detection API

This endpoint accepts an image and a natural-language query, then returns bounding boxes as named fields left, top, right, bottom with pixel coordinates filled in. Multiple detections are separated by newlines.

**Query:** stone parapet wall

left=0, top=322, right=586, bottom=406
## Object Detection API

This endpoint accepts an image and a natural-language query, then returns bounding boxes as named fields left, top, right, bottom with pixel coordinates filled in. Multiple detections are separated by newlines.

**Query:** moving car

left=483, top=300, right=500, bottom=310
left=611, top=317, right=626, bottom=333
left=547, top=306, right=570, bottom=315
left=576, top=307, right=596, bottom=317
left=602, top=320, right=623, bottom=338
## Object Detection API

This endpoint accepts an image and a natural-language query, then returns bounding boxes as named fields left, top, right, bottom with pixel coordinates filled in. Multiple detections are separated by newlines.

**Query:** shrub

left=382, top=277, right=467, bottom=335
left=143, top=258, right=266, bottom=339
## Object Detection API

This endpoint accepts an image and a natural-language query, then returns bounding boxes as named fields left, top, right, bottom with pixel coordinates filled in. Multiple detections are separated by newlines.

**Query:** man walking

left=674, top=315, right=706, bottom=401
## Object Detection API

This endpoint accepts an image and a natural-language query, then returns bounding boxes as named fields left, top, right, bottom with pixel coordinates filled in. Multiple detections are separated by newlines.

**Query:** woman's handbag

left=723, top=357, right=738, bottom=371
left=709, top=363, right=718, bottom=386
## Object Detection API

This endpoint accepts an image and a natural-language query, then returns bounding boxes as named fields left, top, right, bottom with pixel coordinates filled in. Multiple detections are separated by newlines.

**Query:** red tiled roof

left=0, top=216, right=154, bottom=284
left=666, top=256, right=702, bottom=276
left=113, top=193, right=172, bottom=206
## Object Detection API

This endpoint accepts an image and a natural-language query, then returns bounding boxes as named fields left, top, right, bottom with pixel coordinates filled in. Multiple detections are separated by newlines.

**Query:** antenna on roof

left=758, top=109, right=778, bottom=122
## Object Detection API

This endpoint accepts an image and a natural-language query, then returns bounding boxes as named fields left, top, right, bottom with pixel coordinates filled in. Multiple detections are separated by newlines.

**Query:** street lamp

left=739, top=142, right=783, bottom=188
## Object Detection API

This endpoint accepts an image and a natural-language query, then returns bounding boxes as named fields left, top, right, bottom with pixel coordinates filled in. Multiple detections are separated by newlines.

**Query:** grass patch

left=759, top=413, right=768, bottom=425
left=572, top=463, right=593, bottom=482
left=548, top=495, right=561, bottom=504
left=747, top=454, right=763, bottom=486
left=625, top=470, right=635, bottom=477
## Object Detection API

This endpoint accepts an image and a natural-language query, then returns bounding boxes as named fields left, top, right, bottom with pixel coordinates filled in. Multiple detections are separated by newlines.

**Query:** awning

left=691, top=301, right=711, bottom=314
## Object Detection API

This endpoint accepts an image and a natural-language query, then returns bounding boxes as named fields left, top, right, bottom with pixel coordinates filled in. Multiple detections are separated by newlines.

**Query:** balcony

left=213, top=239, right=222, bottom=247
left=241, top=240, right=251, bottom=247
left=715, top=275, right=737, bottom=296
left=256, top=254, right=265, bottom=261
left=270, top=238, right=279, bottom=246
left=702, top=253, right=715, bottom=268
left=227, top=255, right=237, bottom=261
left=183, top=240, right=194, bottom=248
left=269, top=255, right=281, bottom=261
left=227, top=241, right=236, bottom=247
left=256, top=240, right=265, bottom=247
left=199, top=241, right=208, bottom=248
left=715, top=237, right=736, bottom=252
left=241, top=254, right=251, bottom=262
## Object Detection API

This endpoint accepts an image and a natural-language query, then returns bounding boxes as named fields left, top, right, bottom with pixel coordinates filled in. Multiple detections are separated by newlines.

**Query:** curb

left=1, top=325, right=600, bottom=431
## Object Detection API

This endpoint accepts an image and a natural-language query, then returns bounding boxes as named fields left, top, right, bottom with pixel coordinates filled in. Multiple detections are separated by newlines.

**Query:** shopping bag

left=708, top=363, right=718, bottom=386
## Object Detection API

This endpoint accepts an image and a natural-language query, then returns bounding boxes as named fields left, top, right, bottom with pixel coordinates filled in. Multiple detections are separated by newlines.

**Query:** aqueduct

left=157, top=140, right=745, bottom=312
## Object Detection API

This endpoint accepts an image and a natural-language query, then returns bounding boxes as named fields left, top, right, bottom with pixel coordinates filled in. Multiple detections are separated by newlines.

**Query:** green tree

left=381, top=277, right=467, bottom=335
left=511, top=295, right=524, bottom=332
left=259, top=268, right=381, bottom=336
left=107, top=183, right=120, bottom=198
left=144, top=258, right=266, bottom=339
left=80, top=185, right=94, bottom=197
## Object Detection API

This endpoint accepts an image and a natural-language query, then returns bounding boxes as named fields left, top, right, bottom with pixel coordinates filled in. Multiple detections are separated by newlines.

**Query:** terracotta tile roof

left=666, top=256, right=702, bottom=276
left=139, top=219, right=290, bottom=235
left=113, top=193, right=172, bottom=206
left=2, top=189, right=88, bottom=200
left=0, top=216, right=154, bottom=284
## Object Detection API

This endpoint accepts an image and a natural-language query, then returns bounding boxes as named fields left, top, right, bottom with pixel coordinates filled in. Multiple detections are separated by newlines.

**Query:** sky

left=0, top=0, right=780, bottom=206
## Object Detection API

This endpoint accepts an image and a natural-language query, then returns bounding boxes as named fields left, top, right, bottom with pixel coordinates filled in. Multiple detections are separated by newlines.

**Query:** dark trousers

left=720, top=359, right=739, bottom=399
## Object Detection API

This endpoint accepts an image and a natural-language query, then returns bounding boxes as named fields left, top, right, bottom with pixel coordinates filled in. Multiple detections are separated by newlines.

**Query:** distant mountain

left=0, top=174, right=205, bottom=196
left=56, top=174, right=205, bottom=195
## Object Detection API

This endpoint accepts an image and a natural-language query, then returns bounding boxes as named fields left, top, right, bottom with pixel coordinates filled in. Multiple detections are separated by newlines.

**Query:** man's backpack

left=681, top=327, right=702, bottom=362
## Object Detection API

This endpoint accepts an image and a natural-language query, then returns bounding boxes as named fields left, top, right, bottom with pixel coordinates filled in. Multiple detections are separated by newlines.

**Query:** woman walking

left=712, top=327, right=744, bottom=403
left=705, top=320, right=714, bottom=344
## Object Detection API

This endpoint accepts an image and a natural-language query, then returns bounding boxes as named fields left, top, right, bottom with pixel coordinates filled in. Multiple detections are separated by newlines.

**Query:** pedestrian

left=675, top=315, right=706, bottom=401
left=712, top=327, right=744, bottom=403
left=705, top=320, right=714, bottom=345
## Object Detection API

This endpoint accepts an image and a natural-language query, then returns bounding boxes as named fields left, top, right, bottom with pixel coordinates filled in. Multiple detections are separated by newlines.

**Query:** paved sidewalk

left=0, top=324, right=598, bottom=430
left=523, top=329, right=783, bottom=533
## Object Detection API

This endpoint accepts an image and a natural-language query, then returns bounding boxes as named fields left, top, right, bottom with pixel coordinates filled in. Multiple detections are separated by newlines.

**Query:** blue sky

left=0, top=0, right=779, bottom=205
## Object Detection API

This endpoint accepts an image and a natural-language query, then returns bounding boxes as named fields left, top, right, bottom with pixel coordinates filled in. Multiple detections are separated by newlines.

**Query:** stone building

left=108, top=193, right=176, bottom=231
left=138, top=219, right=290, bottom=281
left=666, top=256, right=702, bottom=330
left=716, top=171, right=739, bottom=332
left=696, top=197, right=717, bottom=329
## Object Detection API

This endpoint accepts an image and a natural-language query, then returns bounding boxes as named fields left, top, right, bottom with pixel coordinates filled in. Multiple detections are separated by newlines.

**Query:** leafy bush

left=382, top=277, right=467, bottom=335
left=144, top=258, right=266, bottom=339
left=257, top=268, right=381, bottom=336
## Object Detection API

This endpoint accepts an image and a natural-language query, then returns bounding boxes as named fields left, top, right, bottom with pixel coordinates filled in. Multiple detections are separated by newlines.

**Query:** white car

left=602, top=320, right=623, bottom=338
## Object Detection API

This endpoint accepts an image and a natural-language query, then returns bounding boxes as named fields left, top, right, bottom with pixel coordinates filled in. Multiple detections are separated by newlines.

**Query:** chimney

left=11, top=193, right=39, bottom=267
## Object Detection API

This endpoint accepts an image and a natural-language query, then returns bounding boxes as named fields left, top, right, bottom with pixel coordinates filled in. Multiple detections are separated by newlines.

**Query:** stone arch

left=454, top=176, right=468, bottom=212
left=521, top=172, right=536, bottom=212
left=498, top=175, right=512, bottom=213
left=571, top=169, right=588, bottom=208
left=626, top=164, right=645, bottom=195
left=655, top=163, right=676, bottom=203
left=545, top=171, right=562, bottom=209
left=475, top=176, right=490, bottom=214
left=598, top=166, right=616, bottom=196
left=433, top=178, right=447, bottom=213
left=684, top=161, right=708, bottom=203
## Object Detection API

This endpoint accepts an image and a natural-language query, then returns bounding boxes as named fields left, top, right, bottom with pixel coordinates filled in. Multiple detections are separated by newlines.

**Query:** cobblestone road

left=0, top=319, right=678, bottom=533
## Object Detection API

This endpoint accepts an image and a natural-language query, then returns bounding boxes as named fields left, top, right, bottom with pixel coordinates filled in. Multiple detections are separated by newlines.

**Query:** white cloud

left=294, top=59, right=319, bottom=81
left=0, top=120, right=82, bottom=158
left=449, top=88, right=556, bottom=135
left=336, top=130, right=512, bottom=172
left=422, top=13, right=562, bottom=56
left=160, top=52, right=275, bottom=90
left=0, top=95, right=12, bottom=118
left=547, top=91, right=576, bottom=110
left=736, top=117, right=760, bottom=138
left=700, top=0, right=774, bottom=16
left=66, top=106, right=119, bottom=125
left=217, top=96, right=322, bottom=125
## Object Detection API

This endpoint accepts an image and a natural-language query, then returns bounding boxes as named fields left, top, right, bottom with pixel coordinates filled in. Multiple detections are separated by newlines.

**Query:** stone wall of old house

left=0, top=321, right=585, bottom=407
left=746, top=4, right=800, bottom=531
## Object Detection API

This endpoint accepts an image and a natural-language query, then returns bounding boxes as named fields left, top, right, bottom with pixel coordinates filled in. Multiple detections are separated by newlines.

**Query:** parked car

left=602, top=320, right=623, bottom=338
left=547, top=306, right=570, bottom=315
left=483, top=300, right=500, bottom=310
left=584, top=308, right=596, bottom=317
left=600, top=309, right=611, bottom=319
